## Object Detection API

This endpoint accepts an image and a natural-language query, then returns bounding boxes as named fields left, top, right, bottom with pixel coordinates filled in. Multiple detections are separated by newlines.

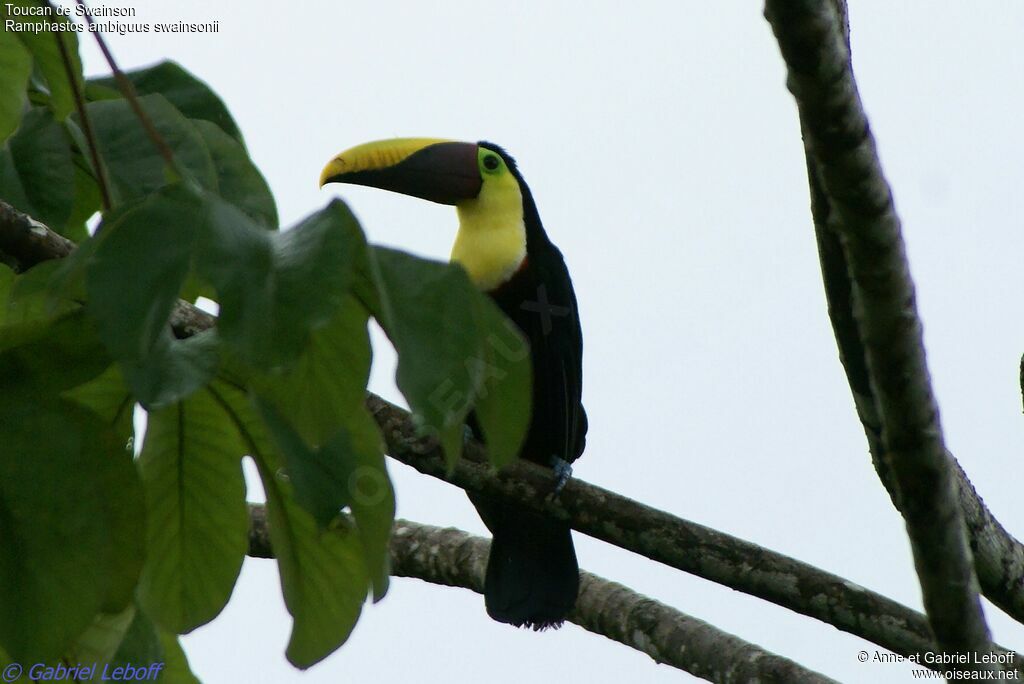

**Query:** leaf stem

left=44, top=1, right=112, bottom=212
left=74, top=0, right=180, bottom=174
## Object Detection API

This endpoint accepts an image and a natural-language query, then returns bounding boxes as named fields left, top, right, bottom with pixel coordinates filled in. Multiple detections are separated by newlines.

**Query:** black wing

left=491, top=242, right=586, bottom=467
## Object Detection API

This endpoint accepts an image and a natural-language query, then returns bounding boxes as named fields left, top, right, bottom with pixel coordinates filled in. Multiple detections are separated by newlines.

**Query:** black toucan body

left=321, top=138, right=587, bottom=629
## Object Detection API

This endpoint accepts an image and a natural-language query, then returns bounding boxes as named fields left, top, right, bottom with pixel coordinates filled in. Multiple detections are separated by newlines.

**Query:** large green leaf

left=211, top=382, right=369, bottom=668
left=367, top=247, right=479, bottom=465
left=0, top=106, right=75, bottom=230
left=198, top=199, right=363, bottom=369
left=193, top=119, right=276, bottom=228
left=85, top=185, right=217, bottom=406
left=110, top=608, right=162, bottom=673
left=6, top=260, right=79, bottom=329
left=250, top=299, right=372, bottom=446
left=256, top=399, right=355, bottom=528
left=64, top=606, right=137, bottom=672
left=137, top=388, right=249, bottom=634
left=156, top=631, right=201, bottom=684
left=0, top=31, right=31, bottom=143
left=0, top=314, right=145, bottom=620
left=0, top=392, right=144, bottom=662
left=0, top=309, right=110, bottom=393
left=64, top=163, right=102, bottom=242
left=263, top=466, right=369, bottom=668
left=247, top=300, right=392, bottom=595
left=335, top=409, right=393, bottom=601
left=121, top=329, right=219, bottom=408
left=90, top=60, right=244, bottom=145
left=468, top=300, right=532, bottom=469
left=62, top=364, right=134, bottom=449
left=84, top=94, right=216, bottom=206
left=86, top=187, right=200, bottom=361
left=6, top=1, right=83, bottom=120
left=63, top=607, right=199, bottom=683
left=367, top=247, right=531, bottom=468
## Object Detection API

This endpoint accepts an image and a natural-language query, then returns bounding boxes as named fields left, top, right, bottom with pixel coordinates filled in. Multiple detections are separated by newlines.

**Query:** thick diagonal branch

left=765, top=0, right=994, bottom=665
left=247, top=507, right=837, bottom=683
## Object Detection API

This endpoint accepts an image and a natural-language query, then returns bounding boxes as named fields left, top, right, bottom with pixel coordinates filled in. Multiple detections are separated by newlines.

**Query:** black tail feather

left=472, top=496, right=579, bottom=629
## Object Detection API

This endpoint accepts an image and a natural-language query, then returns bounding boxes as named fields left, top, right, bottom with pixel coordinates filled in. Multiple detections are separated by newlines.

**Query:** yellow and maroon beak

left=319, top=138, right=482, bottom=205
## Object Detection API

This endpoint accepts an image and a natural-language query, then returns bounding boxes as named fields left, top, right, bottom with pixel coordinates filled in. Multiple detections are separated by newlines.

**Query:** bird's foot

left=549, top=456, right=573, bottom=496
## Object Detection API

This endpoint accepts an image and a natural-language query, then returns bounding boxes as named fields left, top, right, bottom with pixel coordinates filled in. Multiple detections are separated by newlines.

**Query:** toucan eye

left=483, top=154, right=500, bottom=171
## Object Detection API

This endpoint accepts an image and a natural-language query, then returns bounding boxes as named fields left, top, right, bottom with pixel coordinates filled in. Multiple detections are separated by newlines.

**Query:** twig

left=74, top=0, right=179, bottom=172
left=248, top=507, right=839, bottom=683
left=43, top=2, right=112, bottom=211
left=764, top=0, right=993, bottom=667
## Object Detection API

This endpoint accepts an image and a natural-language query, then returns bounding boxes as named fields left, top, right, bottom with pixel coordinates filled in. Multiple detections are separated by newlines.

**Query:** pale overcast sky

left=76, top=2, right=1024, bottom=682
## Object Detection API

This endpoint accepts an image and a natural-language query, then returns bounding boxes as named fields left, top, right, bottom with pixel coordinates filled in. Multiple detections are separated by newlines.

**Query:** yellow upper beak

left=319, top=137, right=483, bottom=206
left=318, top=138, right=451, bottom=188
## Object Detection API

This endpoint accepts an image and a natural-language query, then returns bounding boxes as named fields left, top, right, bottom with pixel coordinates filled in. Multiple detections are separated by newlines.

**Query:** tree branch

left=764, top=0, right=994, bottom=666
left=2, top=183, right=1021, bottom=675
left=0, top=200, right=74, bottom=272
left=365, top=394, right=1023, bottom=673
left=247, top=506, right=838, bottom=683
left=786, top=3, right=1024, bottom=635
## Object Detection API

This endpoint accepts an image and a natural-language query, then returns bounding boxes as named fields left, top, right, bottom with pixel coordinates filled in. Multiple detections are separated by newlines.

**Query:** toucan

left=320, top=138, right=587, bottom=630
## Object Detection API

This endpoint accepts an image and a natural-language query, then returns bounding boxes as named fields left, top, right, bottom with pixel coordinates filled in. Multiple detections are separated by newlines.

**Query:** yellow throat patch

left=451, top=148, right=527, bottom=291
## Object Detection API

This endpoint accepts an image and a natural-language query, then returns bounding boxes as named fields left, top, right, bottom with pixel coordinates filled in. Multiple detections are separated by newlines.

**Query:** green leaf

left=62, top=363, right=134, bottom=451
left=85, top=94, right=216, bottom=205
left=0, top=31, right=31, bottom=143
left=156, top=630, right=201, bottom=684
left=90, top=60, right=244, bottom=145
left=255, top=399, right=353, bottom=528
left=86, top=187, right=200, bottom=360
left=64, top=163, right=102, bottom=241
left=85, top=185, right=218, bottom=406
left=192, top=119, right=276, bottom=228
left=250, top=299, right=372, bottom=446
left=0, top=310, right=110, bottom=393
left=7, top=3, right=84, bottom=120
left=367, top=247, right=531, bottom=469
left=178, top=270, right=216, bottom=304
left=110, top=608, right=163, bottom=672
left=65, top=607, right=190, bottom=683
left=255, top=396, right=392, bottom=566
left=366, top=247, right=484, bottom=466
left=336, top=409, right=393, bottom=601
left=246, top=300, right=392, bottom=594
left=265, top=470, right=369, bottom=668
left=0, top=106, right=75, bottom=230
left=122, top=329, right=219, bottom=408
left=137, top=388, right=249, bottom=634
left=65, top=606, right=136, bottom=671
left=45, top=227, right=97, bottom=311
left=468, top=302, right=532, bottom=468
left=211, top=382, right=368, bottom=668
left=0, top=392, right=144, bottom=662
left=198, top=199, right=363, bottom=369
left=83, top=81, right=121, bottom=102
left=6, top=260, right=78, bottom=327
